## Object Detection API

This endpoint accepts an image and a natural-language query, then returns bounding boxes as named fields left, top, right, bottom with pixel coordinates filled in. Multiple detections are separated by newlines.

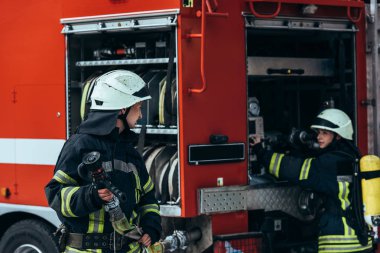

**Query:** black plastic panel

left=188, top=143, right=245, bottom=165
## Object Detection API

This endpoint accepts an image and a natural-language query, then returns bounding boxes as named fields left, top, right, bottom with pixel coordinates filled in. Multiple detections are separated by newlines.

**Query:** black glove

left=251, top=142, right=265, bottom=160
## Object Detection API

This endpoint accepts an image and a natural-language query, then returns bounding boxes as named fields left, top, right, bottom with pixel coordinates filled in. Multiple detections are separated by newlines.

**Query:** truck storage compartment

left=245, top=16, right=357, bottom=251
left=62, top=11, right=181, bottom=213
left=246, top=19, right=357, bottom=160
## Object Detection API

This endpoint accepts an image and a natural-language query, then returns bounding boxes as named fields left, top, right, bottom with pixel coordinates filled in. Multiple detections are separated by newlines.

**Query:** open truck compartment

left=246, top=16, right=357, bottom=152
left=63, top=11, right=181, bottom=213
left=244, top=15, right=359, bottom=252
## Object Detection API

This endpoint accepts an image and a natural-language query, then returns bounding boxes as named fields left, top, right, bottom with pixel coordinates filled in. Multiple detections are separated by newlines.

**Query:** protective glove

left=105, top=196, right=135, bottom=235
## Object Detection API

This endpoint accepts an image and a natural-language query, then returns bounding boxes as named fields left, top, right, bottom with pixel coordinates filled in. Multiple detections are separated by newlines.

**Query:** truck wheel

left=0, top=219, right=59, bottom=253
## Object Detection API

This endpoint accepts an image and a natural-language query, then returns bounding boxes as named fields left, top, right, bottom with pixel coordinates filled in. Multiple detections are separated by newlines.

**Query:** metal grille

left=214, top=233, right=262, bottom=253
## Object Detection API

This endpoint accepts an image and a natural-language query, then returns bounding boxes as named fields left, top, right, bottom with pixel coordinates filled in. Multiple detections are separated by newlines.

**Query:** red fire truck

left=0, top=0, right=378, bottom=252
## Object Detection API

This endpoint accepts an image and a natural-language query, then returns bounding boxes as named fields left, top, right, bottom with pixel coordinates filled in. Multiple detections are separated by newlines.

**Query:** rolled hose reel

left=144, top=145, right=179, bottom=204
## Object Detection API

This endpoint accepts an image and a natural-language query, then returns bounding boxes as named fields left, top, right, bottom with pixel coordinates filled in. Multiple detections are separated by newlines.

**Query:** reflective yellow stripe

left=132, top=210, right=138, bottom=219
left=338, top=182, right=350, bottom=210
left=133, top=170, right=142, bottom=203
left=143, top=177, right=154, bottom=194
left=299, top=158, right=313, bottom=180
left=135, top=189, right=140, bottom=203
left=134, top=171, right=141, bottom=191
left=54, top=170, right=78, bottom=185
left=87, top=208, right=105, bottom=233
left=337, top=182, right=354, bottom=235
left=341, top=217, right=354, bottom=236
left=319, top=243, right=373, bottom=253
left=127, top=242, right=141, bottom=253
left=65, top=246, right=101, bottom=252
left=139, top=204, right=160, bottom=217
left=61, top=187, right=79, bottom=217
left=269, top=153, right=284, bottom=178
left=319, top=235, right=373, bottom=253
left=88, top=213, right=95, bottom=233
left=145, top=243, right=164, bottom=253
left=98, top=209, right=105, bottom=232
left=131, top=210, right=141, bottom=226
left=142, top=208, right=160, bottom=217
left=319, top=235, right=366, bottom=243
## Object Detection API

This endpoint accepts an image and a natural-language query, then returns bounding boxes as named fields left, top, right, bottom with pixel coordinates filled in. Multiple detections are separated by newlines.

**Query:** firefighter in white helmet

left=251, top=108, right=374, bottom=253
left=45, top=70, right=162, bottom=253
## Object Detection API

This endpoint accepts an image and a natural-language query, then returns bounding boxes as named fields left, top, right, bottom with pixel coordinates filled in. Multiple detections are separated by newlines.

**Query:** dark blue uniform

left=253, top=140, right=373, bottom=253
left=45, top=111, right=161, bottom=253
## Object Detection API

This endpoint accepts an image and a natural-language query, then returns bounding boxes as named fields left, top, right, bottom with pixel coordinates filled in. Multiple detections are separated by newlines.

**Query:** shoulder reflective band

left=53, top=170, right=78, bottom=185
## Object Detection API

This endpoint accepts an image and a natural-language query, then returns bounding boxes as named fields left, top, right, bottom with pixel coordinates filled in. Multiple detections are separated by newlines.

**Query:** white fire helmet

left=90, top=70, right=151, bottom=110
left=310, top=108, right=353, bottom=140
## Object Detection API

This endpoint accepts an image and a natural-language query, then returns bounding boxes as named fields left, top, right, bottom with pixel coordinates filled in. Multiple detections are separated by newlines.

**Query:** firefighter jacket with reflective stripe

left=45, top=127, right=161, bottom=253
left=253, top=140, right=373, bottom=253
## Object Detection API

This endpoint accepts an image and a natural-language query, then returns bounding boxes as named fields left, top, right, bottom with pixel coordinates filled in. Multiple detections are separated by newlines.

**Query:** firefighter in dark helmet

left=45, top=70, right=162, bottom=253
left=251, top=108, right=374, bottom=253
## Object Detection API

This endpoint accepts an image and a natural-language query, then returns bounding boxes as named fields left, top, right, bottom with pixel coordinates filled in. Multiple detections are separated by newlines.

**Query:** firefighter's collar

left=77, top=110, right=119, bottom=136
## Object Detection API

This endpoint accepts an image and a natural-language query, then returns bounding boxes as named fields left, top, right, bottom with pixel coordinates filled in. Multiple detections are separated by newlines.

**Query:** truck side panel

left=179, top=0, right=249, bottom=233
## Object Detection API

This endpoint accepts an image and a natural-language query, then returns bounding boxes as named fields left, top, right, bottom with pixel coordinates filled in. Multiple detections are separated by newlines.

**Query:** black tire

left=0, top=219, right=59, bottom=253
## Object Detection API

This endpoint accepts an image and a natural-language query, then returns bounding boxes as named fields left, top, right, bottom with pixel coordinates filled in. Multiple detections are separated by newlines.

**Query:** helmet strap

left=117, top=108, right=131, bottom=131
left=327, top=133, right=341, bottom=148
